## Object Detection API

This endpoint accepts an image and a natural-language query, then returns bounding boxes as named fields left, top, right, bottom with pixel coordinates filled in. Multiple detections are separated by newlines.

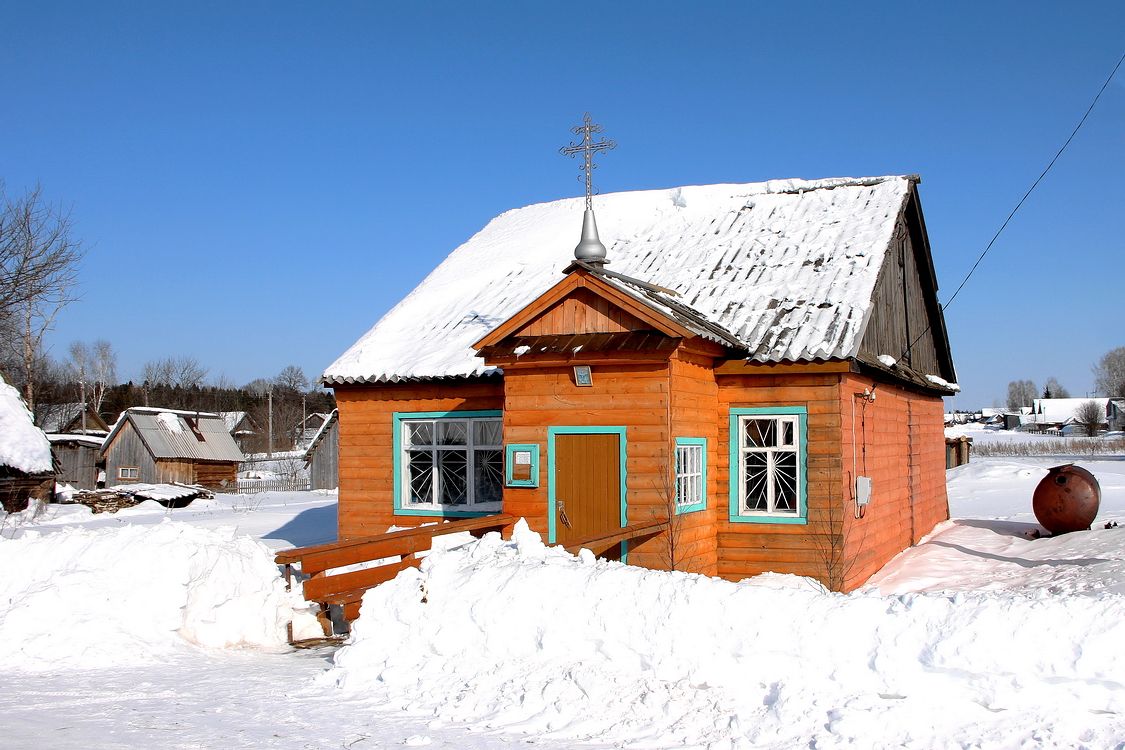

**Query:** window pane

left=438, top=421, right=467, bottom=446
left=473, top=420, right=502, bottom=446
left=474, top=449, right=503, bottom=504
left=438, top=450, right=468, bottom=504
left=407, top=422, right=433, bottom=446
left=407, top=450, right=434, bottom=503
left=781, top=420, right=794, bottom=447
left=773, top=451, right=798, bottom=512
left=743, top=452, right=769, bottom=511
left=744, top=419, right=776, bottom=448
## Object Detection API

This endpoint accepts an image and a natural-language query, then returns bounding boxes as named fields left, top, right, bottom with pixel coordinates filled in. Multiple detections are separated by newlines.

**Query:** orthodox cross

left=559, top=113, right=616, bottom=210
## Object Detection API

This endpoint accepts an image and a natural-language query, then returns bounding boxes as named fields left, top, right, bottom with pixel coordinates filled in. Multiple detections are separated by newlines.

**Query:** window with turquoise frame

left=393, top=410, right=503, bottom=517
left=505, top=444, right=539, bottom=487
left=674, top=437, right=706, bottom=514
left=728, top=407, right=808, bottom=524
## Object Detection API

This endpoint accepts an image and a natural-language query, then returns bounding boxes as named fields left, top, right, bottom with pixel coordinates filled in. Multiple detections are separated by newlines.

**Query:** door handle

left=557, top=501, right=572, bottom=529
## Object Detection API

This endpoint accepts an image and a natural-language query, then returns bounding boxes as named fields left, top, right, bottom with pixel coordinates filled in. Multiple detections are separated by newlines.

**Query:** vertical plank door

left=554, top=433, right=622, bottom=550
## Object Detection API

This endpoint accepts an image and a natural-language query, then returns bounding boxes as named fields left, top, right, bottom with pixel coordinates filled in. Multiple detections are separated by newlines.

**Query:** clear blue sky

left=2, top=1, right=1122, bottom=407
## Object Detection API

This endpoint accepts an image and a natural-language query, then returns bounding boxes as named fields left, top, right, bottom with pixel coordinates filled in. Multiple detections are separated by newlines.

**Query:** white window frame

left=398, top=415, right=503, bottom=513
left=730, top=409, right=806, bottom=523
left=674, top=438, right=706, bottom=514
left=118, top=467, right=139, bottom=480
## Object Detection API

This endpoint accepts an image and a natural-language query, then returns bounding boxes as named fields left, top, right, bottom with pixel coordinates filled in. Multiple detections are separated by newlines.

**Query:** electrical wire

left=899, top=47, right=1125, bottom=363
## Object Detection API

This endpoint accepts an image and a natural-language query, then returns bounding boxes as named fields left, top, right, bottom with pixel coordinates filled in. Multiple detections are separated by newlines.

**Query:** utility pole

left=267, top=385, right=274, bottom=458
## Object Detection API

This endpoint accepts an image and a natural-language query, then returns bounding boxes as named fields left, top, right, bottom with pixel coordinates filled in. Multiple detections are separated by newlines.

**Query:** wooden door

left=553, top=433, right=622, bottom=549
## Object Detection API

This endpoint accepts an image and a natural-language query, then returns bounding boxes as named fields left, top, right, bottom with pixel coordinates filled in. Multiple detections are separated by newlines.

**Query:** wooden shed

left=35, top=402, right=110, bottom=436
left=218, top=411, right=261, bottom=453
left=322, top=176, right=958, bottom=592
left=48, top=433, right=104, bottom=490
left=101, top=407, right=245, bottom=489
left=0, top=374, right=55, bottom=512
left=303, top=409, right=339, bottom=490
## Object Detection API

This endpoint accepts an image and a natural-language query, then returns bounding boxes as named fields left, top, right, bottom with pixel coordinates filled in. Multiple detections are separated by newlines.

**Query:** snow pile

left=0, top=522, right=317, bottom=671
left=156, top=410, right=184, bottom=433
left=876, top=353, right=896, bottom=367
left=330, top=520, right=1125, bottom=748
left=0, top=373, right=53, bottom=474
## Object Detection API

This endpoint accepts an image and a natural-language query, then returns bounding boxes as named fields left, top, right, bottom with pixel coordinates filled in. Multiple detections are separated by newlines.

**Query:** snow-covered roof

left=1030, top=398, right=1109, bottom=425
left=104, top=408, right=245, bottom=462
left=325, top=176, right=916, bottom=384
left=302, top=409, right=338, bottom=460
left=47, top=433, right=105, bottom=448
left=0, top=374, right=54, bottom=474
left=218, top=411, right=248, bottom=432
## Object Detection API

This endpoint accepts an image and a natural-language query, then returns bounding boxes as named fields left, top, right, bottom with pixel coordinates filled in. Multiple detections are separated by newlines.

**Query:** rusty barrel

left=1032, top=464, right=1101, bottom=534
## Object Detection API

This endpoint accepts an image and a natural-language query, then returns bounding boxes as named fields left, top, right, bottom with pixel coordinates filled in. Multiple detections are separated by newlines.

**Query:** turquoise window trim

left=728, top=406, right=808, bottom=525
left=674, top=437, right=708, bottom=515
left=505, top=444, right=540, bottom=487
left=392, top=409, right=503, bottom=518
left=546, top=426, right=628, bottom=545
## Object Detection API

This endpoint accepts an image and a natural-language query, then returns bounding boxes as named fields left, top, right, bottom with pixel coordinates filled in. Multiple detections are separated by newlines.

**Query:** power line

left=901, top=47, right=1125, bottom=364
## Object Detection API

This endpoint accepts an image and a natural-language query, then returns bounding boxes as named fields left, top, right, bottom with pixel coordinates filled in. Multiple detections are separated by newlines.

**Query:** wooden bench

left=276, top=514, right=516, bottom=641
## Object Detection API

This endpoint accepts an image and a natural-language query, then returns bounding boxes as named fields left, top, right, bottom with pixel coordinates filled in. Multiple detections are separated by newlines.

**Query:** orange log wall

left=838, top=373, right=949, bottom=589
left=499, top=360, right=674, bottom=558
left=334, top=380, right=504, bottom=539
left=333, top=366, right=948, bottom=591
left=715, top=372, right=846, bottom=587
left=625, top=349, right=720, bottom=575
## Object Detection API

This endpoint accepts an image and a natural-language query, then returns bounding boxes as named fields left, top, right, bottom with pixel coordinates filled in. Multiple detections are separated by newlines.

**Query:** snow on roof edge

left=323, top=175, right=916, bottom=383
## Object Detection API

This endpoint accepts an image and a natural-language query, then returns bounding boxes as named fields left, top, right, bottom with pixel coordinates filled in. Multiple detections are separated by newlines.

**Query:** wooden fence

left=235, top=477, right=311, bottom=494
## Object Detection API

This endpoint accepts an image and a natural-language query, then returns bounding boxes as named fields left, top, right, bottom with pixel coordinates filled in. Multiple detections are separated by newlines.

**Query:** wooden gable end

left=858, top=186, right=956, bottom=382
left=473, top=270, right=694, bottom=351
left=514, top=286, right=650, bottom=337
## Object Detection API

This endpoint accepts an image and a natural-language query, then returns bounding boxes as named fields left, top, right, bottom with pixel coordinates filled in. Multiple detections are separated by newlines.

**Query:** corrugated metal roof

left=323, top=176, right=920, bottom=384
left=108, top=409, right=245, bottom=462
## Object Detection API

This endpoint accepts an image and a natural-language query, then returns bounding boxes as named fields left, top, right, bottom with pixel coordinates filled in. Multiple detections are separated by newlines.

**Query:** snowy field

left=1, top=461, right=1124, bottom=749
left=946, top=422, right=1125, bottom=455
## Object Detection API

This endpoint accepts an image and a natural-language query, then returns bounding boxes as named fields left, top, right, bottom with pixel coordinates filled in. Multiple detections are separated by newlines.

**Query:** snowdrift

left=330, top=521, right=1125, bottom=748
left=0, top=521, right=314, bottom=671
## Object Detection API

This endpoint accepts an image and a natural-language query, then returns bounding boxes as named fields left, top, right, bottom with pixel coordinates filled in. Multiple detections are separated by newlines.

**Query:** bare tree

left=90, top=339, right=116, bottom=412
left=1073, top=400, right=1105, bottom=437
left=1093, top=347, right=1125, bottom=399
left=141, top=355, right=207, bottom=389
left=274, top=365, right=309, bottom=393
left=68, top=340, right=90, bottom=425
left=0, top=185, right=83, bottom=407
left=1043, top=376, right=1070, bottom=399
left=1006, top=379, right=1037, bottom=411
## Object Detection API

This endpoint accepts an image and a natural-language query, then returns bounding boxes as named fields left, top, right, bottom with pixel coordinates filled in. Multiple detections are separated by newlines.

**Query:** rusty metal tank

left=1032, top=464, right=1101, bottom=534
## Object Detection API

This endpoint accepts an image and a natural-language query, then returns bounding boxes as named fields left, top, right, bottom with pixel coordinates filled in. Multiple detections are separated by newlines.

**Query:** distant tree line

left=33, top=351, right=334, bottom=453
left=1004, top=346, right=1125, bottom=410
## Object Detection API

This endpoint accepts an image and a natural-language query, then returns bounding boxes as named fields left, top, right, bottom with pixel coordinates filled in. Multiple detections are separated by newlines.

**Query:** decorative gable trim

left=472, top=269, right=694, bottom=351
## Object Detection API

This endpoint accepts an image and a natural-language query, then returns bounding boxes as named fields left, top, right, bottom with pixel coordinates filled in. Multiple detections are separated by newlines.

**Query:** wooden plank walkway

left=277, top=514, right=516, bottom=639
left=277, top=514, right=669, bottom=644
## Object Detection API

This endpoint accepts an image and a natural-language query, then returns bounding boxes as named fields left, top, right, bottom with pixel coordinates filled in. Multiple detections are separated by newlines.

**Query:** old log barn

left=324, top=176, right=957, bottom=591
left=0, top=373, right=55, bottom=513
left=101, top=407, right=245, bottom=489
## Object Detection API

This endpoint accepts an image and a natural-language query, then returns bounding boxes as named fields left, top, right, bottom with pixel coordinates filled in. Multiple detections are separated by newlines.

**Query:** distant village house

left=101, top=407, right=245, bottom=489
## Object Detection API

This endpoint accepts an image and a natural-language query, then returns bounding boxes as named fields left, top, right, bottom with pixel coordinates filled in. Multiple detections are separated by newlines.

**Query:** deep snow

left=0, top=460, right=1122, bottom=748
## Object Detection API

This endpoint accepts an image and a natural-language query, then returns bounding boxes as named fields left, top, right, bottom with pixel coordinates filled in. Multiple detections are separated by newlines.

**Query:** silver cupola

left=560, top=113, right=615, bottom=266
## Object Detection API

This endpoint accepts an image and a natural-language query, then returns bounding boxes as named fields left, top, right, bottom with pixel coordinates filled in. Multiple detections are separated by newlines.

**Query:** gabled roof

left=324, top=176, right=930, bottom=384
left=103, top=407, right=245, bottom=462
left=0, top=373, right=53, bottom=474
left=1030, top=397, right=1109, bottom=424
left=303, top=409, right=338, bottom=460
left=35, top=402, right=110, bottom=434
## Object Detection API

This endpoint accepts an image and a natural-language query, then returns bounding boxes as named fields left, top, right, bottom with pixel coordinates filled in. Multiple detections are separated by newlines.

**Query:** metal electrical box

left=855, top=476, right=872, bottom=506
